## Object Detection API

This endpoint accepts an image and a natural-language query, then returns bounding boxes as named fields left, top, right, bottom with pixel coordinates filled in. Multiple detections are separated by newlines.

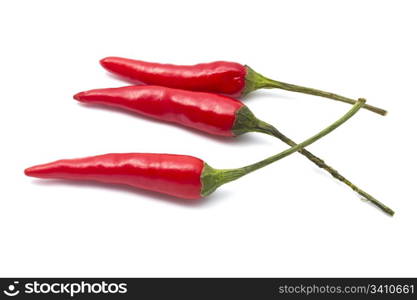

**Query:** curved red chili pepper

left=25, top=100, right=395, bottom=216
left=100, top=57, right=387, bottom=116
left=25, top=153, right=204, bottom=199
left=100, top=57, right=246, bottom=97
left=74, top=85, right=243, bottom=137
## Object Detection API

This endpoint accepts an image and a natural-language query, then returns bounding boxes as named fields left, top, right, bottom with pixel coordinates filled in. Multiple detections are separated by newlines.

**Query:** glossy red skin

left=24, top=153, right=205, bottom=199
left=74, top=85, right=244, bottom=137
left=100, top=57, right=247, bottom=97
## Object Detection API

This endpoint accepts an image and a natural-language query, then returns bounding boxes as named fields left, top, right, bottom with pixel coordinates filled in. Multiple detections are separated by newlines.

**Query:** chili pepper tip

left=24, top=166, right=36, bottom=177
left=73, top=92, right=83, bottom=101
left=24, top=164, right=49, bottom=178
left=99, top=57, right=113, bottom=68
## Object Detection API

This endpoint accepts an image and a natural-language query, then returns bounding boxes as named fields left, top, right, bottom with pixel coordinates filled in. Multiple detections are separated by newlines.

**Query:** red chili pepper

left=24, top=100, right=394, bottom=215
left=25, top=153, right=205, bottom=199
left=74, top=85, right=242, bottom=137
left=100, top=57, right=387, bottom=116
left=73, top=86, right=387, bottom=210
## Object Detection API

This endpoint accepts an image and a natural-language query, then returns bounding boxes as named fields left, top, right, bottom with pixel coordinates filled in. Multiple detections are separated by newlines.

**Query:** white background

left=1, top=0, right=416, bottom=277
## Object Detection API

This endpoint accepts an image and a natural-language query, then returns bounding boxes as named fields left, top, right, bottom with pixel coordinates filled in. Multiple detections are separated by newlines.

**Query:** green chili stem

left=255, top=120, right=394, bottom=216
left=220, top=99, right=365, bottom=180
left=216, top=98, right=394, bottom=216
left=264, top=78, right=386, bottom=116
left=245, top=66, right=387, bottom=116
